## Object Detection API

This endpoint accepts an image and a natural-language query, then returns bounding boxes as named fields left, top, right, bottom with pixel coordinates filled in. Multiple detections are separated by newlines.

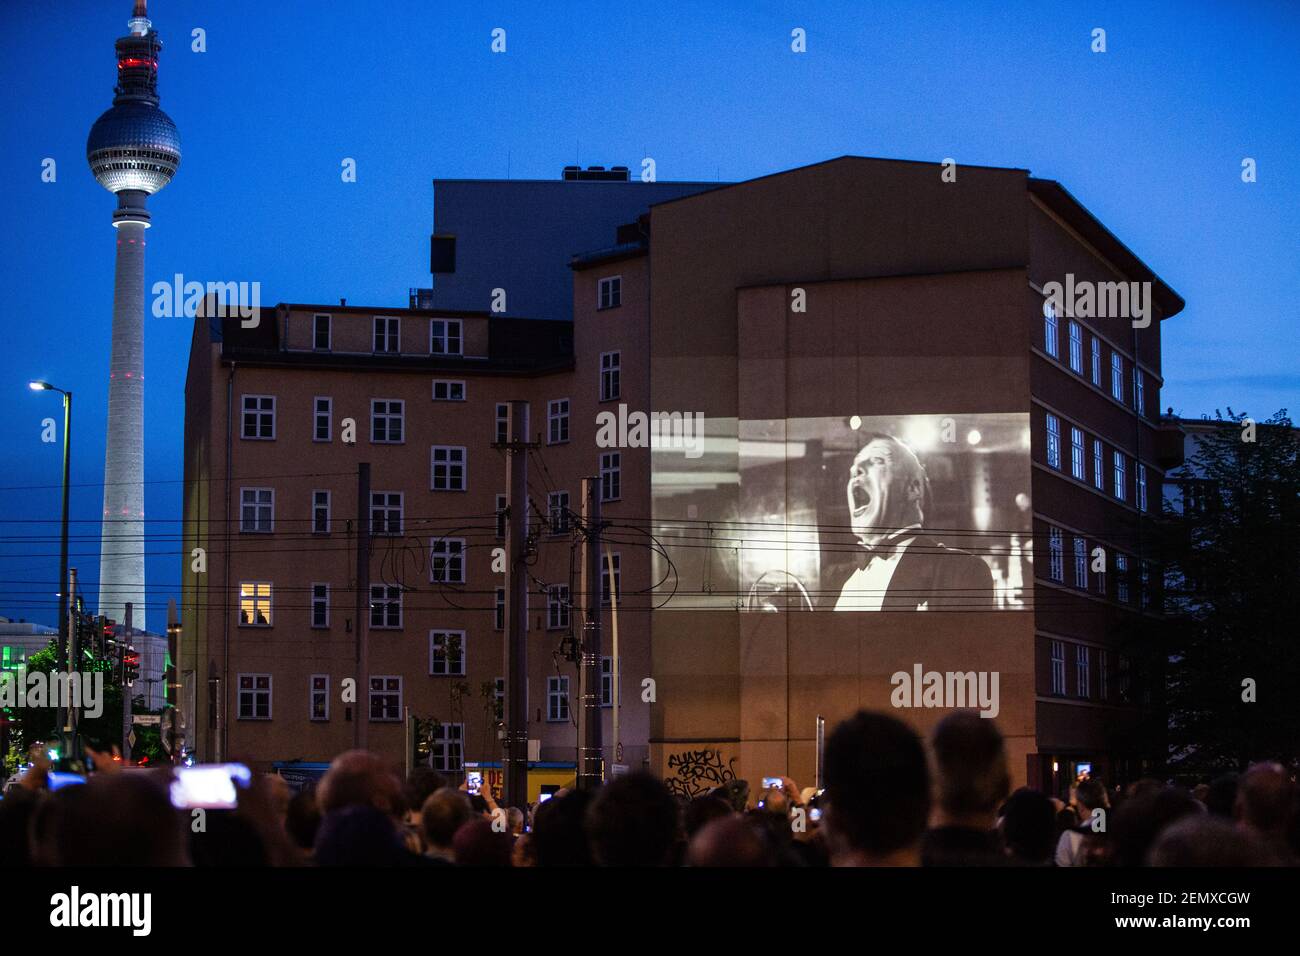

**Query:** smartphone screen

left=762, top=776, right=782, bottom=791
left=169, top=763, right=251, bottom=809
left=466, top=771, right=482, bottom=795
left=48, top=771, right=87, bottom=791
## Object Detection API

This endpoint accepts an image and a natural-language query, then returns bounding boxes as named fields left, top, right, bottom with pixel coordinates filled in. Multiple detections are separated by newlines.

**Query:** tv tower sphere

left=86, top=1, right=181, bottom=197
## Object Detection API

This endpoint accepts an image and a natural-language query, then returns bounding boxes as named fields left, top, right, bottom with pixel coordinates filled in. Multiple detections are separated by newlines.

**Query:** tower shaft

left=98, top=213, right=148, bottom=631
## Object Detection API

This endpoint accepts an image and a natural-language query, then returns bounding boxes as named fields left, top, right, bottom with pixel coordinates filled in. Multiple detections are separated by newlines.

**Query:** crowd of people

left=0, top=710, right=1295, bottom=867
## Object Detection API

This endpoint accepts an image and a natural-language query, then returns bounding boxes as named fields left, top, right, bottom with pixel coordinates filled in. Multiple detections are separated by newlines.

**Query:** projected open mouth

left=850, top=482, right=872, bottom=516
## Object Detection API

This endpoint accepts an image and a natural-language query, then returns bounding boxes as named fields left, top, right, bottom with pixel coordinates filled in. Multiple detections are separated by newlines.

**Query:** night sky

left=1, top=0, right=1295, bottom=629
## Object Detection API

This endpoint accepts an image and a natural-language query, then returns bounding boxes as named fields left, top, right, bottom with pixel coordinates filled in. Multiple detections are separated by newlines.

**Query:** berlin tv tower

left=86, top=0, right=181, bottom=632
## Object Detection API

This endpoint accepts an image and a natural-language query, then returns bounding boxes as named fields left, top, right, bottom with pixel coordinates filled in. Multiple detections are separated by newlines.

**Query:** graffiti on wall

left=664, top=748, right=738, bottom=799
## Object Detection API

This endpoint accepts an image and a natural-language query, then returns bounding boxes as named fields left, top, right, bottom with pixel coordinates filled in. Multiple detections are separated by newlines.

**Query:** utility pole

left=502, top=401, right=532, bottom=808
left=66, top=568, right=79, bottom=757
left=165, top=599, right=179, bottom=762
left=122, top=602, right=133, bottom=763
left=576, top=477, right=603, bottom=790
left=353, top=462, right=371, bottom=751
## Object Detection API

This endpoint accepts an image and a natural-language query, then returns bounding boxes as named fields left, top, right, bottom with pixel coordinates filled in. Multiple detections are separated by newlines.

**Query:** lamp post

left=30, top=381, right=73, bottom=759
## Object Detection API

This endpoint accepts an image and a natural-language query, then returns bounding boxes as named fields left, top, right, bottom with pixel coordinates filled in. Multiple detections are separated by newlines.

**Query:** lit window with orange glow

left=239, top=582, right=272, bottom=626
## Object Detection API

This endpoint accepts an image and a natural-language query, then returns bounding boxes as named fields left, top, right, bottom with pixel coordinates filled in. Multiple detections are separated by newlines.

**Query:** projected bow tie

left=858, top=530, right=918, bottom=569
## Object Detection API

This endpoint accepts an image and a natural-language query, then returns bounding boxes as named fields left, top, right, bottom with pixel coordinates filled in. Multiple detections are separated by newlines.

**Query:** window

left=495, top=494, right=507, bottom=539
left=311, top=583, right=329, bottom=628
left=1093, top=548, right=1107, bottom=596
left=1068, top=321, right=1083, bottom=373
left=1047, top=527, right=1064, bottom=583
left=1049, top=641, right=1066, bottom=696
left=430, top=630, right=466, bottom=676
left=240, top=487, right=273, bottom=533
left=1137, top=464, right=1148, bottom=512
left=430, top=446, right=467, bottom=491
left=371, top=399, right=404, bottom=443
left=598, top=275, right=622, bottom=310
left=313, top=314, right=331, bottom=351
left=314, top=397, right=332, bottom=442
left=432, top=379, right=465, bottom=402
left=1092, top=440, right=1105, bottom=491
left=547, top=676, right=570, bottom=722
left=1118, top=655, right=1132, bottom=702
left=1110, top=351, right=1123, bottom=401
left=1076, top=645, right=1091, bottom=698
left=239, top=582, right=272, bottom=626
left=601, top=552, right=621, bottom=606
left=374, top=316, right=399, bottom=353
left=369, top=676, right=402, bottom=721
left=1090, top=336, right=1102, bottom=386
left=1099, top=650, right=1109, bottom=700
left=548, top=491, right=570, bottom=535
left=547, top=585, right=570, bottom=630
left=1044, top=303, right=1059, bottom=358
left=494, top=587, right=505, bottom=631
left=431, top=319, right=462, bottom=356
left=1113, top=451, right=1126, bottom=502
left=1073, top=536, right=1088, bottom=589
left=495, top=404, right=509, bottom=445
left=430, top=537, right=466, bottom=584
left=548, top=399, right=570, bottom=444
left=492, top=678, right=505, bottom=721
left=241, top=395, right=275, bottom=440
left=1134, top=368, right=1146, bottom=416
left=600, top=452, right=621, bottom=502
left=1070, top=427, right=1085, bottom=481
left=1045, top=414, right=1061, bottom=470
left=600, top=351, right=620, bottom=402
left=312, top=490, right=331, bottom=534
left=1116, top=554, right=1131, bottom=604
left=238, top=674, right=271, bottom=719
left=371, top=492, right=403, bottom=536
left=431, top=722, right=464, bottom=772
left=370, top=585, right=402, bottom=629
left=601, top=656, right=613, bottom=707
left=310, top=675, right=329, bottom=720
left=1140, top=561, right=1153, bottom=610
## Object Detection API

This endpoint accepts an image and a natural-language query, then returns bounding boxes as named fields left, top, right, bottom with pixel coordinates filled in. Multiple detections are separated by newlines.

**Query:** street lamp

left=29, top=381, right=73, bottom=760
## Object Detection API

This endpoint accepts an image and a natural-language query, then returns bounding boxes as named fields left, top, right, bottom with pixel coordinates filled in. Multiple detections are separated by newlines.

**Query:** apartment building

left=183, top=157, right=1184, bottom=795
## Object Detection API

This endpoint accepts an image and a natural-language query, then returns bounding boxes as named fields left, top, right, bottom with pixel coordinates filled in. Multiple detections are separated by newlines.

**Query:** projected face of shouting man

left=846, top=437, right=925, bottom=551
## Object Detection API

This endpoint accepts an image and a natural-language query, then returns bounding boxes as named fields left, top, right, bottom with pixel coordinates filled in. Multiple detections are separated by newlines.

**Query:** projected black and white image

left=652, top=414, right=1034, bottom=612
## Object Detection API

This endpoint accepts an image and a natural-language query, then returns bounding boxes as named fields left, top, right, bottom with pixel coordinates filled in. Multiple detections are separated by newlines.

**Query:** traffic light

left=123, top=646, right=140, bottom=684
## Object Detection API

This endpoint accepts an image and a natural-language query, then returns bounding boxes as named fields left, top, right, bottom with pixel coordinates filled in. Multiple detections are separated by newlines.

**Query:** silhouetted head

left=452, top=818, right=513, bottom=866
left=1148, top=815, right=1279, bottom=866
left=1000, top=788, right=1057, bottom=864
left=687, top=815, right=776, bottom=867
left=1236, top=762, right=1293, bottom=838
left=931, top=711, right=1011, bottom=822
left=316, top=750, right=404, bottom=819
left=50, top=772, right=188, bottom=866
left=586, top=773, right=680, bottom=866
left=531, top=789, right=593, bottom=866
left=420, top=787, right=473, bottom=853
left=824, top=710, right=930, bottom=862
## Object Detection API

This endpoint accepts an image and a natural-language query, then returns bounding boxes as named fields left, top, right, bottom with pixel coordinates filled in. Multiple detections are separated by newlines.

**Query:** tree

left=3, top=640, right=163, bottom=765
left=1159, top=409, right=1300, bottom=776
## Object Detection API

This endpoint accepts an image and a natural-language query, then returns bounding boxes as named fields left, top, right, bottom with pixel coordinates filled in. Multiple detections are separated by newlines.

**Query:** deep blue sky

left=1, top=0, right=1296, bottom=630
